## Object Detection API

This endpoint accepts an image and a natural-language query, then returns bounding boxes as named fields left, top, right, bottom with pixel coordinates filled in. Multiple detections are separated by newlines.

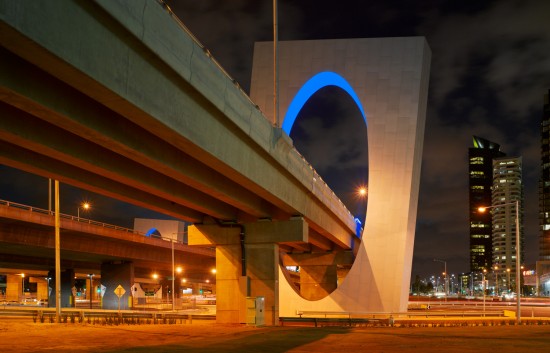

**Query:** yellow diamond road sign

left=114, top=285, right=126, bottom=298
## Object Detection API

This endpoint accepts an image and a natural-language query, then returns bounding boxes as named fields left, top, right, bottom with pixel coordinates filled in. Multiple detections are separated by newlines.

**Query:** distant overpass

left=0, top=199, right=215, bottom=280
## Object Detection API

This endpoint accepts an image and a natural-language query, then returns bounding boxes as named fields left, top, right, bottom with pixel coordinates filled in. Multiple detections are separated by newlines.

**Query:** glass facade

left=468, top=136, right=505, bottom=273
left=492, top=157, right=524, bottom=289
left=540, top=90, right=550, bottom=260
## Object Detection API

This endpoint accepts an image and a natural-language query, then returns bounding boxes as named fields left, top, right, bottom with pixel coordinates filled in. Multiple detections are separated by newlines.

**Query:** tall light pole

left=273, top=0, right=279, bottom=128
left=55, top=180, right=61, bottom=322
left=494, top=265, right=499, bottom=296
left=482, top=268, right=487, bottom=316
left=434, top=259, right=447, bottom=301
left=21, top=273, right=25, bottom=299
left=171, top=238, right=175, bottom=311
left=478, top=199, right=521, bottom=323
left=88, top=274, right=94, bottom=309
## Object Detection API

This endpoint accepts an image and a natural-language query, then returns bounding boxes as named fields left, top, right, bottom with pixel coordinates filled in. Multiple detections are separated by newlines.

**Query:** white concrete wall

left=133, top=218, right=187, bottom=243
left=250, top=37, right=431, bottom=314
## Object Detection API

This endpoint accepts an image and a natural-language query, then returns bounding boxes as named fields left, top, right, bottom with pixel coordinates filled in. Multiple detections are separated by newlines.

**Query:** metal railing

left=0, top=199, right=142, bottom=235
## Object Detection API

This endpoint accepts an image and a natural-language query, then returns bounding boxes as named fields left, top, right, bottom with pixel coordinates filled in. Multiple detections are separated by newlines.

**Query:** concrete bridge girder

left=0, top=0, right=356, bottom=251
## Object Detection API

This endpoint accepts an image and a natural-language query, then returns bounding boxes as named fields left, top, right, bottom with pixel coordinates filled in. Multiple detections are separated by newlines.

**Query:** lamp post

left=77, top=202, right=90, bottom=218
left=88, top=274, right=94, bottom=309
left=482, top=269, right=487, bottom=316
left=478, top=200, right=521, bottom=323
left=171, top=238, right=175, bottom=311
left=434, top=259, right=447, bottom=301
left=494, top=265, right=499, bottom=297
left=21, top=273, right=25, bottom=300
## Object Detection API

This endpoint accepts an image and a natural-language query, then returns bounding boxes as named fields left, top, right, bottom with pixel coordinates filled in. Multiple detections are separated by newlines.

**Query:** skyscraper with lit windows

left=492, top=157, right=524, bottom=290
left=540, top=90, right=550, bottom=260
left=469, top=136, right=505, bottom=273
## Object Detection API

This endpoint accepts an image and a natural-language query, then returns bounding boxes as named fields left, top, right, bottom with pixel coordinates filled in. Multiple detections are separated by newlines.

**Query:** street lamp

left=21, top=273, right=25, bottom=299
left=357, top=186, right=367, bottom=198
left=482, top=268, right=487, bottom=316
left=478, top=199, right=521, bottom=323
left=88, top=274, right=94, bottom=309
left=494, top=265, right=499, bottom=297
left=77, top=202, right=90, bottom=218
left=506, top=268, right=511, bottom=291
left=434, top=259, right=447, bottom=301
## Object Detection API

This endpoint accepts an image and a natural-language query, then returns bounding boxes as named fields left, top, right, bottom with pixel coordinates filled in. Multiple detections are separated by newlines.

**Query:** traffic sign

left=114, top=285, right=126, bottom=298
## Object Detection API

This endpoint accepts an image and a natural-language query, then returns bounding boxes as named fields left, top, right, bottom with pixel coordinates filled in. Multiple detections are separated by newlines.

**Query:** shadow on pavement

left=107, top=327, right=349, bottom=353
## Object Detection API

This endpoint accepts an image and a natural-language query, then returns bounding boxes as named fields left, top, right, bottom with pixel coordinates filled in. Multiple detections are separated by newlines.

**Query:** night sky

left=2, top=0, right=549, bottom=280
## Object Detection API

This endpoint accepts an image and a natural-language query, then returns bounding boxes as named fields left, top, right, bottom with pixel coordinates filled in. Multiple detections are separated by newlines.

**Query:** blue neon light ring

left=281, top=71, right=367, bottom=134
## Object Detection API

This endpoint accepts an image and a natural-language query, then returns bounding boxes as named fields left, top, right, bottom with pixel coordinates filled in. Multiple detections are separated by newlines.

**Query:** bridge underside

left=0, top=0, right=361, bottom=316
left=0, top=0, right=357, bottom=256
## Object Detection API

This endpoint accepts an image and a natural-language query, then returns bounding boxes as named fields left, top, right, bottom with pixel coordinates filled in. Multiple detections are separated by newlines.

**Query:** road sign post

left=114, top=285, right=126, bottom=312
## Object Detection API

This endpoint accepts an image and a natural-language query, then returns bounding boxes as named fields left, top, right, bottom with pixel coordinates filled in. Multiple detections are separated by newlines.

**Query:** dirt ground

left=1, top=319, right=550, bottom=353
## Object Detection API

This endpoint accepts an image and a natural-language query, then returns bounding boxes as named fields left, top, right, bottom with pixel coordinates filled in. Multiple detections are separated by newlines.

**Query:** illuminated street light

left=357, top=186, right=367, bottom=198
left=77, top=202, right=91, bottom=218
left=478, top=200, right=521, bottom=323
left=433, top=259, right=447, bottom=301
left=21, top=273, right=25, bottom=299
left=88, top=274, right=94, bottom=309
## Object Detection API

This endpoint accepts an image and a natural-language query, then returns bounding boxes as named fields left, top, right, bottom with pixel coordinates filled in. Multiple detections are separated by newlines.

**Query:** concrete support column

left=247, top=243, right=279, bottom=325
left=32, top=277, right=48, bottom=301
left=299, top=265, right=337, bottom=301
left=101, top=262, right=134, bottom=310
left=47, top=269, right=75, bottom=308
left=191, top=282, right=200, bottom=295
left=6, top=274, right=22, bottom=301
left=86, top=278, right=93, bottom=300
left=189, top=218, right=307, bottom=326
left=215, top=244, right=245, bottom=323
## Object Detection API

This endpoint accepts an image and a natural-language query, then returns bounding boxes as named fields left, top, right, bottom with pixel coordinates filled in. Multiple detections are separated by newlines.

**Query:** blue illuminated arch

left=145, top=228, right=161, bottom=238
left=281, top=71, right=367, bottom=134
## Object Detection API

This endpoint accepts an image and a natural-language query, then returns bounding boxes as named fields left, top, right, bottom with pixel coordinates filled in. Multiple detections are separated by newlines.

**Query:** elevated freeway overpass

left=0, top=0, right=359, bottom=320
left=0, top=0, right=430, bottom=323
left=0, top=199, right=215, bottom=279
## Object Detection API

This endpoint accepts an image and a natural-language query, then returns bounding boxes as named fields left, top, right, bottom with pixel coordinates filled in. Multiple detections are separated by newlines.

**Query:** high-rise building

left=540, top=90, right=550, bottom=260
left=538, top=90, right=550, bottom=296
left=492, top=157, right=524, bottom=290
left=469, top=136, right=505, bottom=273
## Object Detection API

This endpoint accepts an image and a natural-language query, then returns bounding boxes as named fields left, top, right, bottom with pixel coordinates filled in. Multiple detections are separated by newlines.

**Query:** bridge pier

left=100, top=262, right=134, bottom=310
left=31, top=277, right=48, bottom=302
left=47, top=269, right=75, bottom=308
left=189, top=218, right=307, bottom=325
left=5, top=274, right=22, bottom=301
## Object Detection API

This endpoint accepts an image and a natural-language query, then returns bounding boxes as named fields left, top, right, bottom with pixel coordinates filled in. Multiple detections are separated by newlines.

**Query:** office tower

left=469, top=136, right=505, bottom=273
left=540, top=90, right=550, bottom=260
left=492, top=157, right=524, bottom=289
